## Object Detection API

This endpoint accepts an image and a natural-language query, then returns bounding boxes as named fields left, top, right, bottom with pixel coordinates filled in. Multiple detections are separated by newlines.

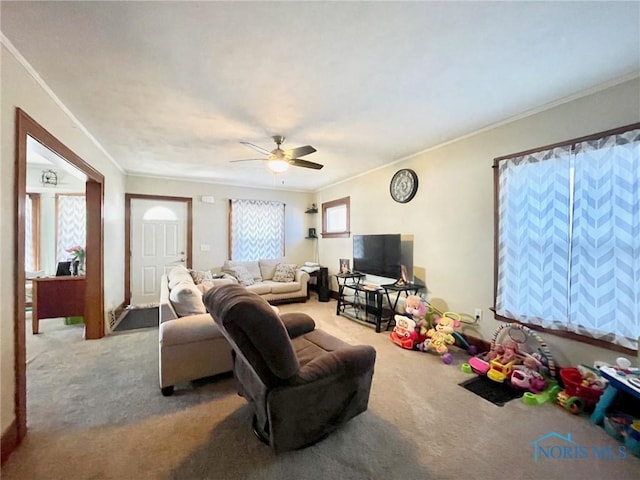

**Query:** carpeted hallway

left=3, top=299, right=639, bottom=479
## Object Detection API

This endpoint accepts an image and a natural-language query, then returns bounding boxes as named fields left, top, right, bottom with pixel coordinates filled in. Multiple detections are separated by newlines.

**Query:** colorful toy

left=420, top=313, right=461, bottom=361
left=468, top=323, right=558, bottom=382
left=522, top=382, right=561, bottom=406
left=404, top=295, right=431, bottom=333
left=390, top=315, right=427, bottom=350
left=511, top=355, right=547, bottom=393
left=555, top=367, right=605, bottom=414
left=390, top=295, right=431, bottom=350
left=487, top=357, right=520, bottom=383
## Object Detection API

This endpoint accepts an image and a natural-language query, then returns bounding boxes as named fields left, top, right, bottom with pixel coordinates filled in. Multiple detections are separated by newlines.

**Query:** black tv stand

left=335, top=273, right=385, bottom=332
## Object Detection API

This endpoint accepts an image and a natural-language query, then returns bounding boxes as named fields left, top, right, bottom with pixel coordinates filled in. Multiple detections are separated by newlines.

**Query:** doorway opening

left=14, top=108, right=105, bottom=448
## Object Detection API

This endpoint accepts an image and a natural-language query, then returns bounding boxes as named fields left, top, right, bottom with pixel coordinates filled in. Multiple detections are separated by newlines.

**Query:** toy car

left=469, top=353, right=492, bottom=375
left=510, top=367, right=546, bottom=393
left=487, top=358, right=519, bottom=383
left=390, top=315, right=426, bottom=350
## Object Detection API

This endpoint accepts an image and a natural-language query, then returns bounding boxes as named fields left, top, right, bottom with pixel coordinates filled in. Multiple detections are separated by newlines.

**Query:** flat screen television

left=353, top=234, right=402, bottom=279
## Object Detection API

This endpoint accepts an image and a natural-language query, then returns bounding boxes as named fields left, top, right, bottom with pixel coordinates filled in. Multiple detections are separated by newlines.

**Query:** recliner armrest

left=294, top=345, right=376, bottom=384
left=280, top=312, right=315, bottom=338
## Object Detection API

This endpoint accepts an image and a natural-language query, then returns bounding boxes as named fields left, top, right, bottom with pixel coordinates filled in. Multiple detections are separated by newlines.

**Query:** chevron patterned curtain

left=496, top=147, right=573, bottom=327
left=496, top=127, right=639, bottom=349
left=230, top=199, right=285, bottom=261
left=56, top=194, right=86, bottom=261
left=569, top=129, right=640, bottom=348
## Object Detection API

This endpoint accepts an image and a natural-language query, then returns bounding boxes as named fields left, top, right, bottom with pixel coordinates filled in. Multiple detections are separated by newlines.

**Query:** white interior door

left=130, top=199, right=188, bottom=305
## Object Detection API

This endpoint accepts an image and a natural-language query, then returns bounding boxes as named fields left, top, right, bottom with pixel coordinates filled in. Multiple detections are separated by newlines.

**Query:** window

left=25, top=193, right=40, bottom=272
left=56, top=194, right=86, bottom=261
left=229, top=199, right=285, bottom=261
left=494, top=124, right=640, bottom=351
left=321, top=197, right=350, bottom=238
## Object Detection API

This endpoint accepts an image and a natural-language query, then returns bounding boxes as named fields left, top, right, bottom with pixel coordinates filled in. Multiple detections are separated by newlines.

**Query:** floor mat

left=459, top=375, right=524, bottom=406
left=113, top=307, right=158, bottom=332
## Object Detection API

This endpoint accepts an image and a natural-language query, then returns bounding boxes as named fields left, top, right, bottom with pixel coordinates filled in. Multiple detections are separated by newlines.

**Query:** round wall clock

left=389, top=169, right=418, bottom=203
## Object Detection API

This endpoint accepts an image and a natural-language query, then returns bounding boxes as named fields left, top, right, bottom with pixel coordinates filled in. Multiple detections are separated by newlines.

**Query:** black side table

left=335, top=272, right=365, bottom=316
left=380, top=282, right=425, bottom=331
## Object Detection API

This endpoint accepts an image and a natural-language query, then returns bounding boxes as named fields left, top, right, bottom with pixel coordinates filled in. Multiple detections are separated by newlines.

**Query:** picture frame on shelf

left=339, top=258, right=350, bottom=274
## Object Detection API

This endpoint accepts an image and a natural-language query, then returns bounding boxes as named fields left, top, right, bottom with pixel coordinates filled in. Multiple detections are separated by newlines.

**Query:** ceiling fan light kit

left=233, top=135, right=324, bottom=171
left=267, top=159, right=290, bottom=173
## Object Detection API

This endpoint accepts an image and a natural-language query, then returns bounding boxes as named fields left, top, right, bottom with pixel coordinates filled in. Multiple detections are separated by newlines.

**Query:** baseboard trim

left=1, top=419, right=19, bottom=465
left=460, top=333, right=491, bottom=353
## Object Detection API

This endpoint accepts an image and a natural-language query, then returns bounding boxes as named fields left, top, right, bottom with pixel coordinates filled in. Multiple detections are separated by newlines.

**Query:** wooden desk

left=31, top=276, right=85, bottom=334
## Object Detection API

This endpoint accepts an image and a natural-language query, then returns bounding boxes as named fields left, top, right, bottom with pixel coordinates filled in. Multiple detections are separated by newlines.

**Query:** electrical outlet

left=474, top=308, right=482, bottom=321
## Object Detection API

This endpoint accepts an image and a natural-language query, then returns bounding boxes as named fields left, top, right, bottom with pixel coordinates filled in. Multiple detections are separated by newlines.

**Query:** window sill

left=493, top=310, right=636, bottom=356
left=321, top=231, right=350, bottom=239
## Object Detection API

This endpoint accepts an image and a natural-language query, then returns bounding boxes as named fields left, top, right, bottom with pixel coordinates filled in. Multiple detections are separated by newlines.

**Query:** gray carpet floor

left=4, top=299, right=639, bottom=479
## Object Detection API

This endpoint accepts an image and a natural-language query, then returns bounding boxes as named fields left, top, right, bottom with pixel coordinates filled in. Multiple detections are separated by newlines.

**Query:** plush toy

left=390, top=296, right=429, bottom=350
left=421, top=314, right=460, bottom=355
left=404, top=295, right=431, bottom=334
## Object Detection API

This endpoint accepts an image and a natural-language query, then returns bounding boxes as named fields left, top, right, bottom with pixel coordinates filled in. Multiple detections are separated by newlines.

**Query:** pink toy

left=510, top=354, right=546, bottom=393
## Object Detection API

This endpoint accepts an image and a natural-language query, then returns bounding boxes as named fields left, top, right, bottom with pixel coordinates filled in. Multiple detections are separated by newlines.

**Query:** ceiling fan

left=231, top=135, right=323, bottom=172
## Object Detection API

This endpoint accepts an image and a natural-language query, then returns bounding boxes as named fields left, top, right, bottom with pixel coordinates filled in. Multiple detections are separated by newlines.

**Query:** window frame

left=25, top=193, right=41, bottom=271
left=321, top=196, right=350, bottom=238
left=493, top=122, right=640, bottom=355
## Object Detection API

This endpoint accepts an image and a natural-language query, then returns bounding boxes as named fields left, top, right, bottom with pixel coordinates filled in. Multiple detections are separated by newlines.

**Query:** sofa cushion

left=272, top=263, right=297, bottom=282
left=160, top=313, right=222, bottom=346
left=268, top=280, right=301, bottom=294
left=259, top=258, right=284, bottom=280
left=168, top=266, right=194, bottom=288
left=223, top=260, right=262, bottom=281
left=225, top=266, right=255, bottom=286
left=169, top=281, right=207, bottom=316
left=246, top=283, right=272, bottom=295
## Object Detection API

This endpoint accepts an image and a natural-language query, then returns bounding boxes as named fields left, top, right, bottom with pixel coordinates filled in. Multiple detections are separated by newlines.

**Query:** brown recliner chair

left=204, top=283, right=376, bottom=453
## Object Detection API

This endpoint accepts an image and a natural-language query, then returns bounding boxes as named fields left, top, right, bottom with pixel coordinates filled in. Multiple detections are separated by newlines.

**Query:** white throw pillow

left=272, top=263, right=297, bottom=282
left=168, top=266, right=193, bottom=288
left=169, top=281, right=206, bottom=316
left=224, top=266, right=255, bottom=286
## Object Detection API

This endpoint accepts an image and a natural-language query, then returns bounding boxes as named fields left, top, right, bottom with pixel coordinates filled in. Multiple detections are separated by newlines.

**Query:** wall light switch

left=201, top=196, right=215, bottom=204
left=200, top=244, right=211, bottom=252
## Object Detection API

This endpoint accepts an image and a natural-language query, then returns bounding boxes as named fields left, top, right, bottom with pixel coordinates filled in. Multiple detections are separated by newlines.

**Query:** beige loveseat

left=158, top=265, right=236, bottom=396
left=221, top=258, right=310, bottom=304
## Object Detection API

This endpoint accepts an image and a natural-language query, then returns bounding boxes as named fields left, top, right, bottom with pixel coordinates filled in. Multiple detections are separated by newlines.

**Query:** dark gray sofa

left=204, top=283, right=376, bottom=453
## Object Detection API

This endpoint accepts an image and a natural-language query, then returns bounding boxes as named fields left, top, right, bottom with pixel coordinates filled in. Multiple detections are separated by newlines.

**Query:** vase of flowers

left=66, top=245, right=86, bottom=276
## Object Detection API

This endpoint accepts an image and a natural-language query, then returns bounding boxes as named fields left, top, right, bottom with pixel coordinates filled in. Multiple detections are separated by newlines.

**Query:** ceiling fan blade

left=289, top=158, right=324, bottom=170
left=285, top=145, right=316, bottom=158
left=240, top=141, right=271, bottom=156
left=230, top=158, right=266, bottom=163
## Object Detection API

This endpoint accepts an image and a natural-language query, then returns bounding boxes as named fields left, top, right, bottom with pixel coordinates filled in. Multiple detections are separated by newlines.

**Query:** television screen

left=353, top=234, right=402, bottom=279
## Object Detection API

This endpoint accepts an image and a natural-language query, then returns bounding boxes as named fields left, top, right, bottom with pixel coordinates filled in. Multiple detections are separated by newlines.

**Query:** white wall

left=1, top=44, right=127, bottom=434
left=316, top=77, right=640, bottom=368
left=125, top=176, right=317, bottom=269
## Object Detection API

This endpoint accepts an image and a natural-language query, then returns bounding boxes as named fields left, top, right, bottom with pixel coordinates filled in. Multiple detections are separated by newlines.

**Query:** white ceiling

left=2, top=1, right=639, bottom=191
